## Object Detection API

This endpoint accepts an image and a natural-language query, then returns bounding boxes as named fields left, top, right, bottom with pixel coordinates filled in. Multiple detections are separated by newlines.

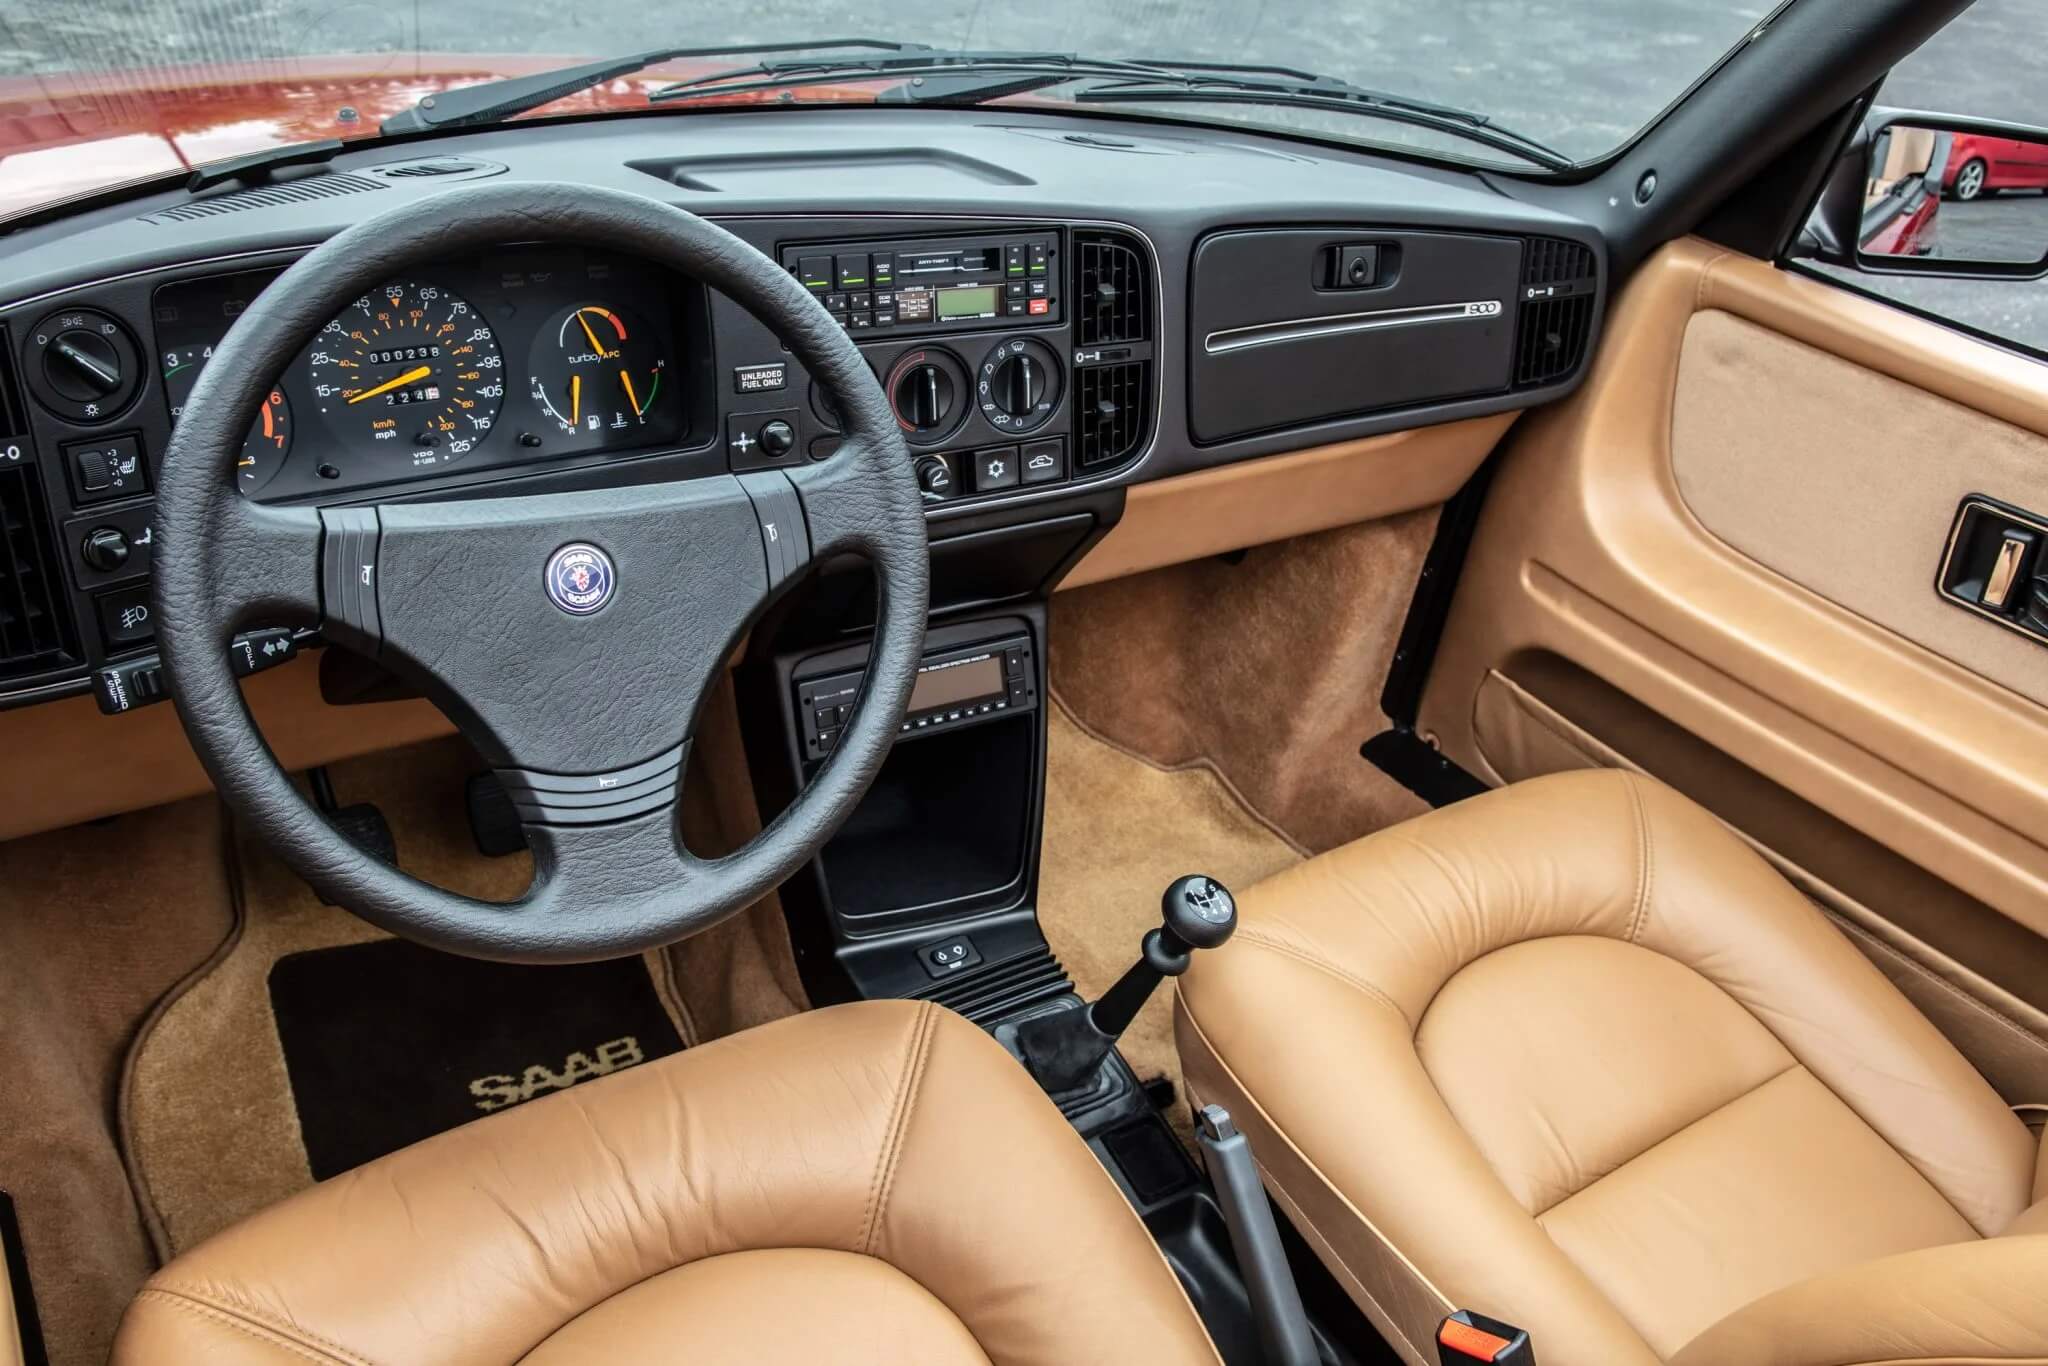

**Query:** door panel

left=1419, top=238, right=2048, bottom=1090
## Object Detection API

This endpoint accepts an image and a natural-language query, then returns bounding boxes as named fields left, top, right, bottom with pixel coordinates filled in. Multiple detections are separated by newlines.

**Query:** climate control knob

left=977, top=338, right=1062, bottom=434
left=885, top=348, right=969, bottom=445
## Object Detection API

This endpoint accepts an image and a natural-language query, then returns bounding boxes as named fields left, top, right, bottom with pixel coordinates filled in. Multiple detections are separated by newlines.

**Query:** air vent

left=1076, top=231, right=1149, bottom=347
left=140, top=172, right=386, bottom=224
left=1512, top=236, right=1598, bottom=389
left=363, top=156, right=507, bottom=183
left=1076, top=362, right=1148, bottom=471
left=0, top=461, right=77, bottom=683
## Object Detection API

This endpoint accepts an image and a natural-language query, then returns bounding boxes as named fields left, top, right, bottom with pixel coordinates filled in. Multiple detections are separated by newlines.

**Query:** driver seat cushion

left=113, top=999, right=1220, bottom=1364
left=1176, top=769, right=2045, bottom=1366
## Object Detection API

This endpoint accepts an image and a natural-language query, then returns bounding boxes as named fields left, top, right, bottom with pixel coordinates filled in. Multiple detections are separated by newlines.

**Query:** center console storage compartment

left=818, top=715, right=1033, bottom=924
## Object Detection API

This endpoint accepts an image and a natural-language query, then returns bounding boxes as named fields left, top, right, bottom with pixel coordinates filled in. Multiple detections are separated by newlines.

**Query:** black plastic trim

left=1360, top=728, right=1487, bottom=808
left=1378, top=454, right=1504, bottom=728
left=0, top=1191, right=48, bottom=1366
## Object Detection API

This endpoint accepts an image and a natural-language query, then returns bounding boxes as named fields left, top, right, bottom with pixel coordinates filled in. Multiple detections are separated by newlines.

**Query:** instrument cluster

left=154, top=247, right=700, bottom=502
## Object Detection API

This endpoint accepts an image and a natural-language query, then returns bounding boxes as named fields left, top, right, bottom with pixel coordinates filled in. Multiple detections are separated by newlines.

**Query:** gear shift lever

left=1018, top=874, right=1238, bottom=1095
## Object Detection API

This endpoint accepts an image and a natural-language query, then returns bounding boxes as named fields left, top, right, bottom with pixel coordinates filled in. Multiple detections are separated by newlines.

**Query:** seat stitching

left=1234, top=929, right=1408, bottom=1027
left=861, top=1001, right=937, bottom=1256
left=1531, top=1060, right=1802, bottom=1219
left=134, top=1288, right=368, bottom=1365
left=1623, top=772, right=1654, bottom=944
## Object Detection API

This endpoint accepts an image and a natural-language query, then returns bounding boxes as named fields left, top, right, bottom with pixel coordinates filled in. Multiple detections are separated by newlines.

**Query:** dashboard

left=0, top=108, right=1608, bottom=713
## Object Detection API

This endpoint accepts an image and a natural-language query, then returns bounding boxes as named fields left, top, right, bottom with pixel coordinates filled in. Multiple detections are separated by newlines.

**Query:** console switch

left=971, top=446, right=1020, bottom=492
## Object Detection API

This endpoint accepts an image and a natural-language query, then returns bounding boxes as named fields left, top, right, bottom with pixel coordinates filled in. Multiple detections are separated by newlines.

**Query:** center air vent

left=140, top=172, right=386, bottom=224
left=1076, top=231, right=1149, bottom=348
left=1512, top=237, right=1598, bottom=389
left=1070, top=230, right=1155, bottom=473
left=0, top=336, right=77, bottom=681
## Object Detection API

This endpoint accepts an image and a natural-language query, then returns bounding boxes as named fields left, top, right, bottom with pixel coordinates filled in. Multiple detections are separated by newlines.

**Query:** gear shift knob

left=1013, top=874, right=1240, bottom=1096
left=1161, top=874, right=1238, bottom=953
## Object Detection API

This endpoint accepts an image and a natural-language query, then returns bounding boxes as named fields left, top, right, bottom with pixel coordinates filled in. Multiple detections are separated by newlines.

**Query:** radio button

left=797, top=255, right=833, bottom=291
left=872, top=253, right=896, bottom=286
left=1028, top=242, right=1051, bottom=275
left=824, top=292, right=849, bottom=311
left=849, top=291, right=873, bottom=309
left=835, top=254, right=871, bottom=289
left=1028, top=279, right=1050, bottom=297
left=1004, top=244, right=1026, bottom=277
left=1006, top=281, right=1026, bottom=299
left=848, top=311, right=875, bottom=330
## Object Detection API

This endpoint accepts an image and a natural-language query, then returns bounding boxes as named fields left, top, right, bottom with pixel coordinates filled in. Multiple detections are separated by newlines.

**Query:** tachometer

left=528, top=303, right=667, bottom=440
left=162, top=345, right=293, bottom=494
left=306, top=281, right=503, bottom=467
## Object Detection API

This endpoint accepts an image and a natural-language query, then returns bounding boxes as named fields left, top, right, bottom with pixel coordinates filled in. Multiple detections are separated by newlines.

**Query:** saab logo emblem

left=544, top=542, right=614, bottom=615
left=468, top=1035, right=646, bottom=1112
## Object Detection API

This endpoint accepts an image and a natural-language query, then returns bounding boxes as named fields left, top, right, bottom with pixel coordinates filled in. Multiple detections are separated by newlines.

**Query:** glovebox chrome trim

left=1203, top=299, right=1504, bottom=355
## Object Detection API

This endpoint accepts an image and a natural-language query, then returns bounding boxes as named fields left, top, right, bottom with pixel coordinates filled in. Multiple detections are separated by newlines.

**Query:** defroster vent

left=1512, top=237, right=1598, bottom=390
left=1, top=337, right=77, bottom=682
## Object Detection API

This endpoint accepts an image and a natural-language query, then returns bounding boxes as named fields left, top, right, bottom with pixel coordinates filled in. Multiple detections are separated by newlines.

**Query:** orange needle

left=577, top=310, right=611, bottom=359
left=619, top=368, right=641, bottom=416
left=346, top=364, right=431, bottom=404
left=570, top=373, right=581, bottom=426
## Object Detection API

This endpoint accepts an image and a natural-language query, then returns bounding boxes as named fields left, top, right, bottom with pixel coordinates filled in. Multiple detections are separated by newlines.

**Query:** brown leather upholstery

left=1177, top=769, right=2048, bottom=1366
left=115, top=999, right=1219, bottom=1364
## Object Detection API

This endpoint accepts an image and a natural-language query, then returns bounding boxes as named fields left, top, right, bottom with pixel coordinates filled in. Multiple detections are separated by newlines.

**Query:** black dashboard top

left=0, top=106, right=1607, bottom=708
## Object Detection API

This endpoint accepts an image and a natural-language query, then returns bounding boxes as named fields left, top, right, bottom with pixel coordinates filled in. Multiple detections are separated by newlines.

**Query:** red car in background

left=1943, top=131, right=2048, bottom=200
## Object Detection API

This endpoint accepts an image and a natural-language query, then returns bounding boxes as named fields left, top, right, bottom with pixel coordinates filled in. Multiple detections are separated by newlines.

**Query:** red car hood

left=0, top=53, right=887, bottom=220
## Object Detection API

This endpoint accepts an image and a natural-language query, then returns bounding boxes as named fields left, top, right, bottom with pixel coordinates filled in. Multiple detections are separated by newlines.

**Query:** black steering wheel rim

left=152, top=182, right=928, bottom=962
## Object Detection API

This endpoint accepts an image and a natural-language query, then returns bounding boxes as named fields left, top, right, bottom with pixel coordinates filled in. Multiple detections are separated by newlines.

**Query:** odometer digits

left=306, top=280, right=503, bottom=468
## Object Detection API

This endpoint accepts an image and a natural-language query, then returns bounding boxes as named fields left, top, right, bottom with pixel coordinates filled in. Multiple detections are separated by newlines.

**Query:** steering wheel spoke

left=180, top=497, right=324, bottom=637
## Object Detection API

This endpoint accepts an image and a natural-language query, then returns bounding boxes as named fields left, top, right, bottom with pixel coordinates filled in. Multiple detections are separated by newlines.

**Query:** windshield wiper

left=1071, top=65, right=1574, bottom=171
left=646, top=51, right=1571, bottom=171
left=379, top=39, right=930, bottom=134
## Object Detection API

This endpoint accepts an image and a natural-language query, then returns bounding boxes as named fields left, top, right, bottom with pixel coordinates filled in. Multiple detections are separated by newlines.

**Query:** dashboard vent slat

left=1076, top=231, right=1148, bottom=347
left=1076, top=361, right=1147, bottom=470
left=0, top=451, right=77, bottom=682
left=1512, top=236, right=1599, bottom=390
left=140, top=172, right=386, bottom=224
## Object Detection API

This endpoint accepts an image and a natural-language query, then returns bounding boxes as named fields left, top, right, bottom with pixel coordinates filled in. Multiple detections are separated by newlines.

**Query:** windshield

left=0, top=0, right=1780, bottom=217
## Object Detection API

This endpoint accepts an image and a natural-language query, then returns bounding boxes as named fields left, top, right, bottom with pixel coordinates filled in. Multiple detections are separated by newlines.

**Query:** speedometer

left=306, top=280, right=503, bottom=468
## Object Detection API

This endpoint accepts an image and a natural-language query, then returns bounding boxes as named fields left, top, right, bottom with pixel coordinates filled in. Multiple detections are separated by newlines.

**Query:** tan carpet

left=124, top=716, right=806, bottom=1259
left=1052, top=513, right=1435, bottom=854
left=1038, top=699, right=1304, bottom=1132
left=0, top=793, right=235, bottom=1366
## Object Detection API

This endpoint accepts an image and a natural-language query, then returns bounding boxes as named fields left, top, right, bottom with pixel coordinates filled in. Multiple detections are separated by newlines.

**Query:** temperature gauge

left=528, top=304, right=667, bottom=441
left=162, top=345, right=294, bottom=493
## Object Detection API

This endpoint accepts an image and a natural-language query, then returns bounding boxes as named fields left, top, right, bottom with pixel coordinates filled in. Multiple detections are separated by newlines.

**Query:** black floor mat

left=269, top=939, right=684, bottom=1179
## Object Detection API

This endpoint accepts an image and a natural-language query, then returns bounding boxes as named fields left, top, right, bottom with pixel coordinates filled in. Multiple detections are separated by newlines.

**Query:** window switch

left=1982, top=529, right=2036, bottom=612
left=918, top=936, right=982, bottom=978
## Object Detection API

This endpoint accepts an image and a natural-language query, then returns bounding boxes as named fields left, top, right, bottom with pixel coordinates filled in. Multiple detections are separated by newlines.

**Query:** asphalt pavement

left=6, top=0, right=2048, bottom=352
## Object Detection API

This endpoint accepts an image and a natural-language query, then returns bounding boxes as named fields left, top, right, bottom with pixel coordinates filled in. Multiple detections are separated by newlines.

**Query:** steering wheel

left=151, top=183, right=929, bottom=963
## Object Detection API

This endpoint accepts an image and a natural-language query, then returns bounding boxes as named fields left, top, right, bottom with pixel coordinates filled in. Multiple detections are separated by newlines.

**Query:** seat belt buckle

left=1437, top=1310, right=1535, bottom=1365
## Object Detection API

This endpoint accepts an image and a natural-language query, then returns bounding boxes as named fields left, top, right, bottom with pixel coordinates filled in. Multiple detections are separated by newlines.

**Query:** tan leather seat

left=1178, top=769, right=2048, bottom=1366
left=114, top=999, right=1219, bottom=1364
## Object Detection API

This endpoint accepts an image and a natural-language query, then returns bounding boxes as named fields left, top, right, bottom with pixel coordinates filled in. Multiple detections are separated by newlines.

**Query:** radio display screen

left=936, top=285, right=999, bottom=320
left=911, top=654, right=1004, bottom=712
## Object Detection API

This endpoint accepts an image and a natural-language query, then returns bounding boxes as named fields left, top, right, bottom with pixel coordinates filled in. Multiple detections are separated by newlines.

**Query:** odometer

left=306, top=280, right=503, bottom=468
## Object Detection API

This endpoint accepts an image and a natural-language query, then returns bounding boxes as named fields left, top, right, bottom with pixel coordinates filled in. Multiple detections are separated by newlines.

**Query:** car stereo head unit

left=782, top=233, right=1059, bottom=336
left=796, top=634, right=1037, bottom=761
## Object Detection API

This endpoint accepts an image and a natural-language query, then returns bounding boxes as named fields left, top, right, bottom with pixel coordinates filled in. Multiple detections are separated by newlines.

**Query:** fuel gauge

left=528, top=304, right=667, bottom=441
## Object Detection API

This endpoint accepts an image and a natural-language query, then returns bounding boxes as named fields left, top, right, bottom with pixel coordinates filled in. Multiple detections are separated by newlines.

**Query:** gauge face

left=161, top=344, right=294, bottom=493
left=527, top=304, right=668, bottom=440
left=306, top=281, right=503, bottom=468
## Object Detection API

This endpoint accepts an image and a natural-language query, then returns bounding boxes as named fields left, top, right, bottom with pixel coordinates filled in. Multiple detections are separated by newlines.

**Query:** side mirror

left=1796, top=109, right=2048, bottom=279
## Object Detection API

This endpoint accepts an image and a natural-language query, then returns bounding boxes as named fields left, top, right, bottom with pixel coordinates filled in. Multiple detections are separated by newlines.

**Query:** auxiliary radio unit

left=781, top=233, right=1060, bottom=336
